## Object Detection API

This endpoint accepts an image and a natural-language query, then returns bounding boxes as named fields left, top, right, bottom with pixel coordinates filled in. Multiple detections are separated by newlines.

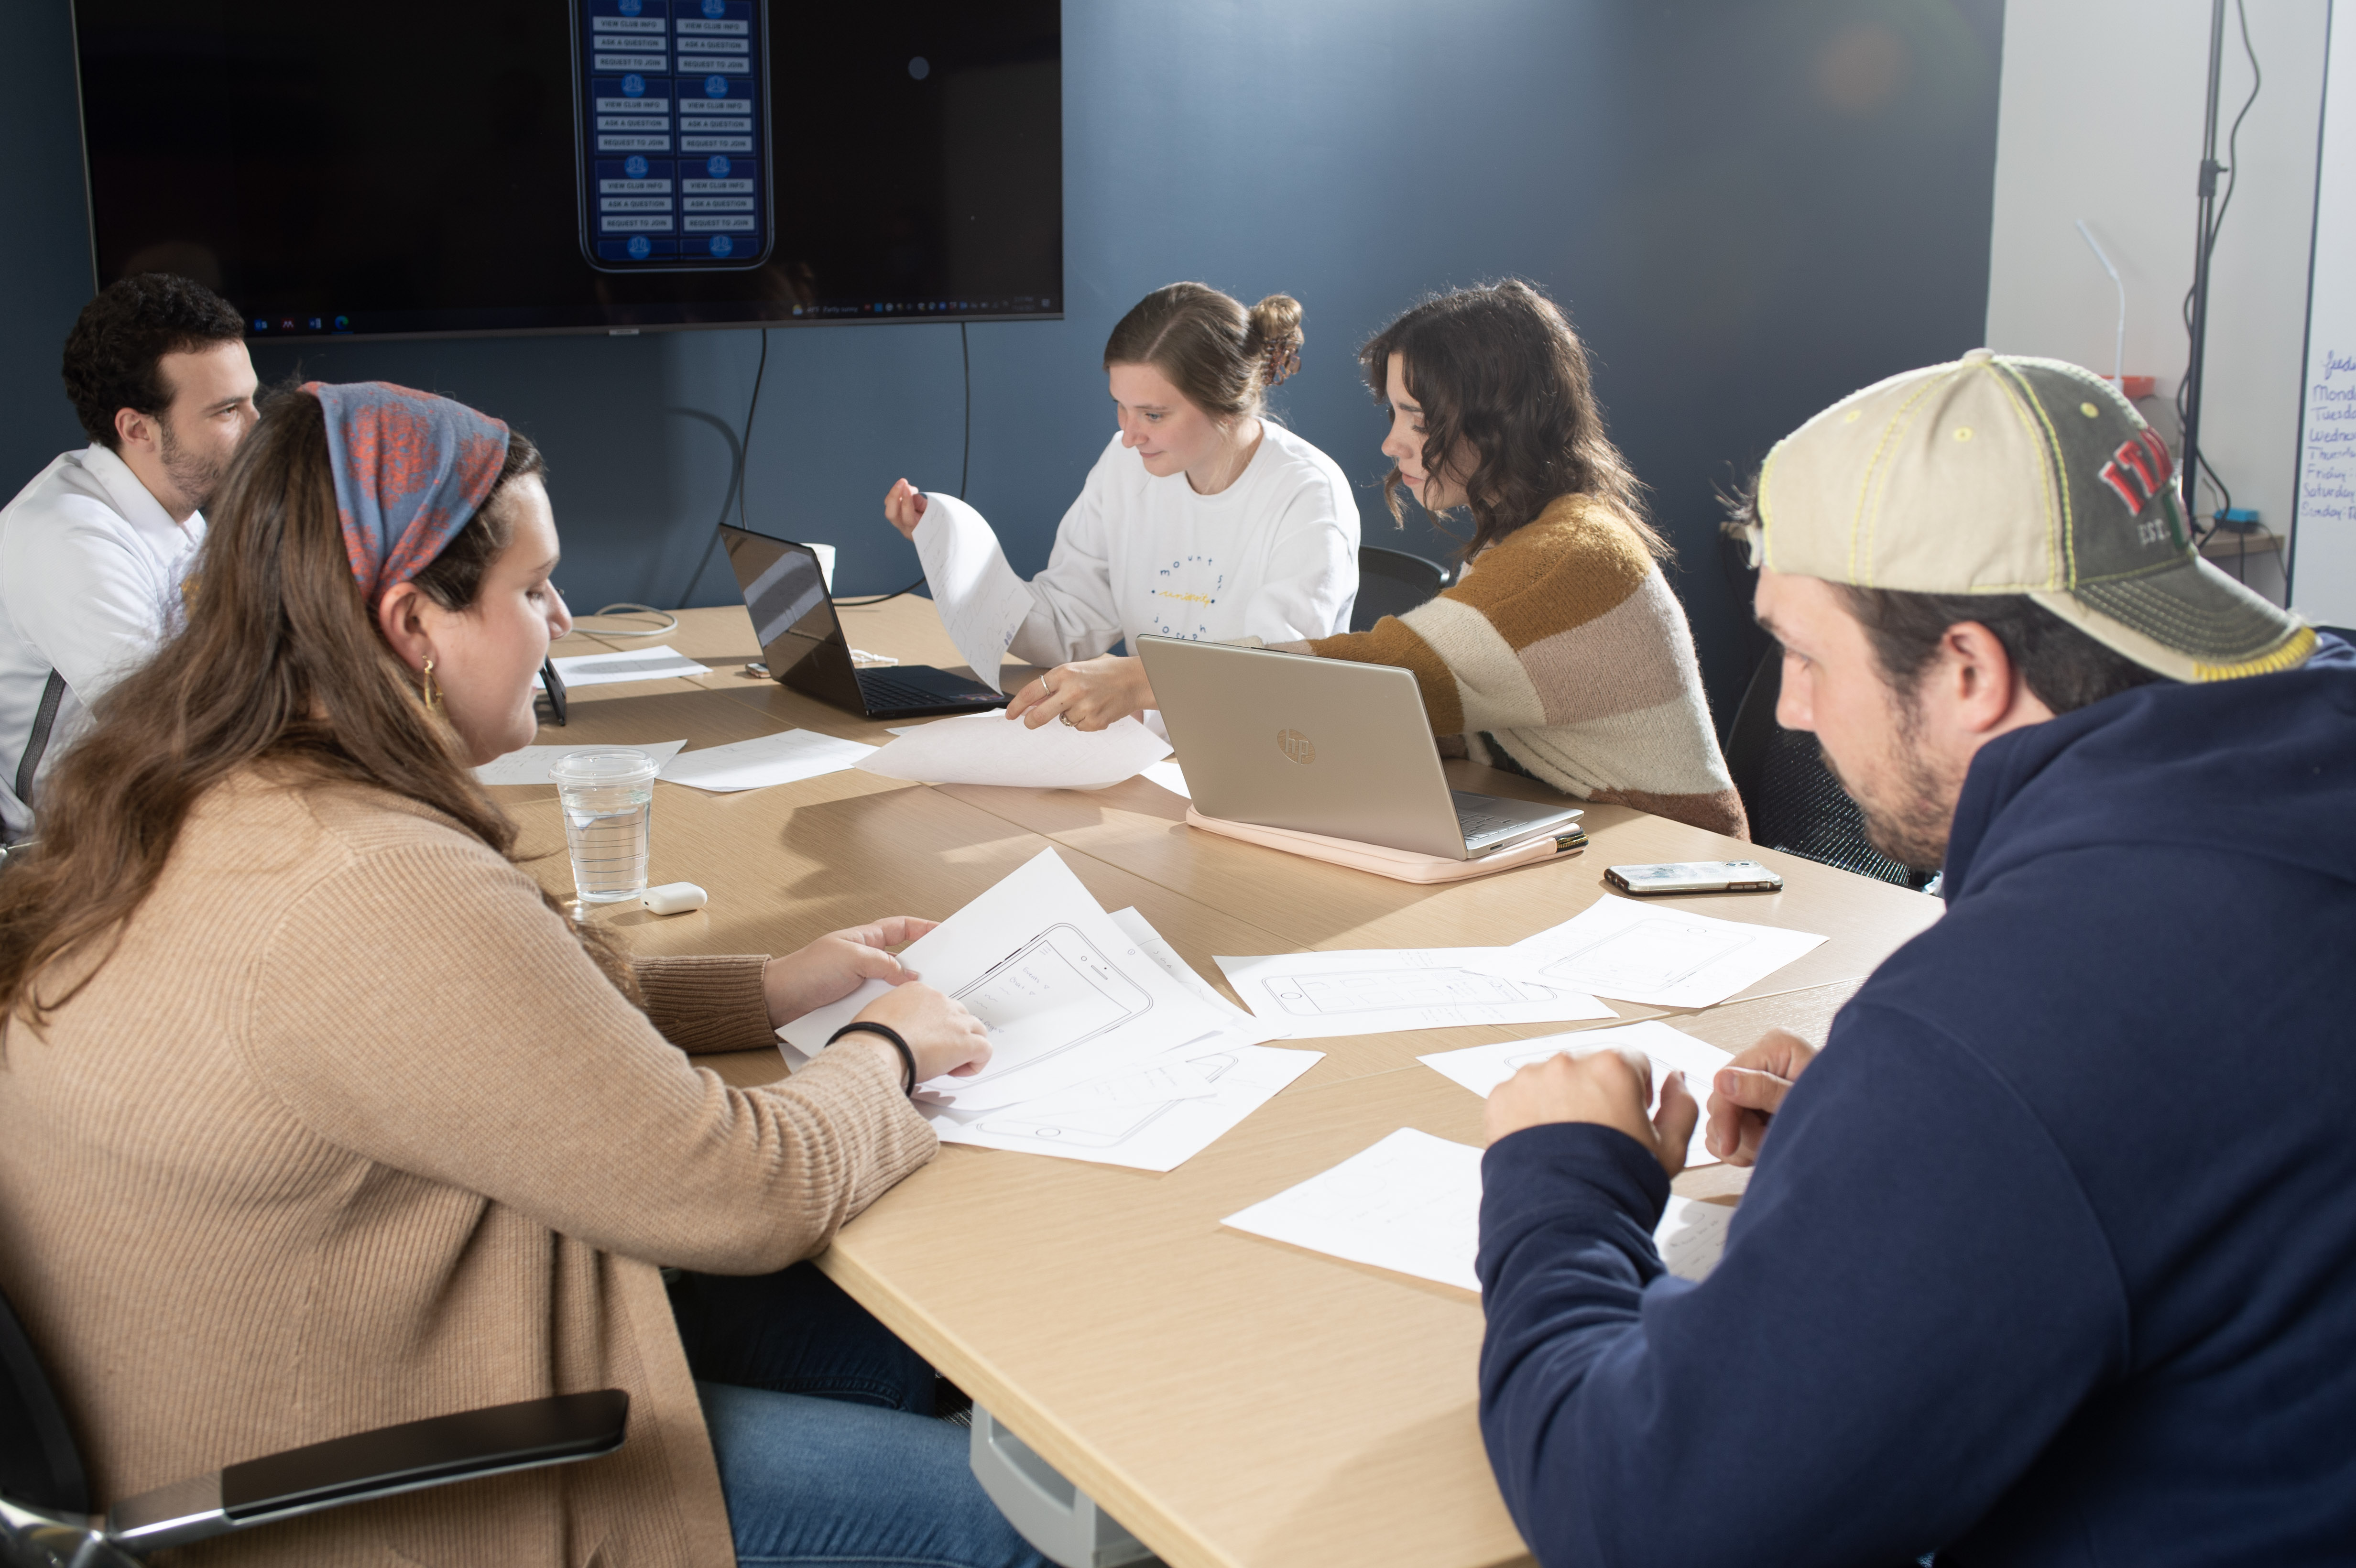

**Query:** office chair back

left=1722, top=648, right=1933, bottom=890
left=0, top=1285, right=87, bottom=1517
left=1351, top=546, right=1453, bottom=632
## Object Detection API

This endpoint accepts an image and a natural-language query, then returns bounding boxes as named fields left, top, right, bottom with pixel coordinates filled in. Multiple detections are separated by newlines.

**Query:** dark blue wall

left=3, top=0, right=2002, bottom=723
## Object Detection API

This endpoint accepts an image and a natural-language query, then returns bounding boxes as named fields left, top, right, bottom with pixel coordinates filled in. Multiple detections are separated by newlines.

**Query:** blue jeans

left=670, top=1264, right=1049, bottom=1568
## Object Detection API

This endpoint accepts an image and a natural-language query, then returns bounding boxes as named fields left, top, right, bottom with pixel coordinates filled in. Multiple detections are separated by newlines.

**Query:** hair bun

left=1246, top=294, right=1304, bottom=386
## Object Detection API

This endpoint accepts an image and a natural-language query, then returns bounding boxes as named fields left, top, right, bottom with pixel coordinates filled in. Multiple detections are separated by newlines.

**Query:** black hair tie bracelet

left=828, top=1022, right=917, bottom=1097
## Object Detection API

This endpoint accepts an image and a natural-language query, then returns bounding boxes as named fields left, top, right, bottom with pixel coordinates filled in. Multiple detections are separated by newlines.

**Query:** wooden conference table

left=503, top=601, right=1942, bottom=1568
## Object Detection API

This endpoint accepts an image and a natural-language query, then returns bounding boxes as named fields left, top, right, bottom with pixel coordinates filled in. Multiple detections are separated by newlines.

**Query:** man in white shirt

left=0, top=273, right=257, bottom=841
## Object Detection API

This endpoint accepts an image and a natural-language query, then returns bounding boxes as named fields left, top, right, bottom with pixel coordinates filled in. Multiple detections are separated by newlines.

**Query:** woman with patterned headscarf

left=0, top=383, right=1046, bottom=1567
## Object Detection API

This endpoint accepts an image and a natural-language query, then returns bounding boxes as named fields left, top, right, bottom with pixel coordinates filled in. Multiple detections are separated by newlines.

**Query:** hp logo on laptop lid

left=1277, top=729, right=1316, bottom=764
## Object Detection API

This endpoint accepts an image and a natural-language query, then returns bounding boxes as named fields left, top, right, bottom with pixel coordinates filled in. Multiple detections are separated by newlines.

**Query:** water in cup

left=547, top=750, right=661, bottom=904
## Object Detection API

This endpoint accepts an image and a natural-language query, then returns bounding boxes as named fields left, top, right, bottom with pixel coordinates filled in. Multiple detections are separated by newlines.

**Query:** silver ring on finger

left=1058, top=713, right=1077, bottom=728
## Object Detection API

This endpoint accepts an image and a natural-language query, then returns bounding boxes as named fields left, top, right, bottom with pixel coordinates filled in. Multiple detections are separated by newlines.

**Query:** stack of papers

left=858, top=711, right=1171, bottom=790
left=660, top=729, right=876, bottom=792
left=1213, top=948, right=1616, bottom=1037
left=545, top=644, right=714, bottom=687
left=1468, top=895, right=1828, bottom=1008
left=777, top=849, right=1319, bottom=1170
left=474, top=740, right=687, bottom=786
left=1221, top=1127, right=1732, bottom=1293
left=1417, top=1021, right=1735, bottom=1168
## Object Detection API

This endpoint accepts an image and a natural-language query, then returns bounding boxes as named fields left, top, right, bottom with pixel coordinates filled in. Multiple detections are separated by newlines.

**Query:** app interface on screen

left=579, top=0, right=768, bottom=270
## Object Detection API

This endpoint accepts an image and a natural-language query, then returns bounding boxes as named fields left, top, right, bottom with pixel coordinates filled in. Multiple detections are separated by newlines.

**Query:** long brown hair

left=1361, top=279, right=1662, bottom=563
left=0, top=385, right=602, bottom=1034
left=1102, top=282, right=1304, bottom=422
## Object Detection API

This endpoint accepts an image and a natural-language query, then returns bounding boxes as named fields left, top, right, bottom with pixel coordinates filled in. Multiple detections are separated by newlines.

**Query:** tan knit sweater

left=0, top=772, right=937, bottom=1567
left=1284, top=495, right=1747, bottom=837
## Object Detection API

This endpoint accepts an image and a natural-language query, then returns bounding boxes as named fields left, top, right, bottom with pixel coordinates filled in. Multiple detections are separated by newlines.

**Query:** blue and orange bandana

left=306, top=381, right=511, bottom=606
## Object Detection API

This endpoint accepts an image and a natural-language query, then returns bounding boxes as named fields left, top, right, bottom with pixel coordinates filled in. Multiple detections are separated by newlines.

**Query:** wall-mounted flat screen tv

left=71, top=0, right=1062, bottom=341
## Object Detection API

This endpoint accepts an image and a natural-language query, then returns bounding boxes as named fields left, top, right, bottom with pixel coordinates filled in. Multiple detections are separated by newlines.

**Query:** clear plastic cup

left=548, top=750, right=661, bottom=904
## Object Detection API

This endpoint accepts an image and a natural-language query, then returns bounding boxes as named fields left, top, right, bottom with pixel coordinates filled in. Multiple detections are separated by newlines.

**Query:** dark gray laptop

left=1136, top=635, right=1583, bottom=860
left=720, top=525, right=1006, bottom=719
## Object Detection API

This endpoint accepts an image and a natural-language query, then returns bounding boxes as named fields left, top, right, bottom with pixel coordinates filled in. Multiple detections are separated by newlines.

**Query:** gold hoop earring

left=421, top=657, right=442, bottom=712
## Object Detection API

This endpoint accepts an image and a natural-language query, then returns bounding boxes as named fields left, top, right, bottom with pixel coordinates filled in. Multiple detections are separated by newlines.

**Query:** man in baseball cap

left=1471, top=351, right=2356, bottom=1566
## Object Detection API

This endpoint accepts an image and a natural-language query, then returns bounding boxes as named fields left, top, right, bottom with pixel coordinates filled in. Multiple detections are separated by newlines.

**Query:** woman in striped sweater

left=1279, top=281, right=1747, bottom=838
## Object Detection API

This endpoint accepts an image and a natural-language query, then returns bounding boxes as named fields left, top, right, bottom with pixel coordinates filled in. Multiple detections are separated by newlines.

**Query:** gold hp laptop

left=1135, top=636, right=1584, bottom=860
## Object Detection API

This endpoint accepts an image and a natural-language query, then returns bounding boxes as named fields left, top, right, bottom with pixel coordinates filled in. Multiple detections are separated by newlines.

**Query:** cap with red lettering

left=1753, top=348, right=2313, bottom=682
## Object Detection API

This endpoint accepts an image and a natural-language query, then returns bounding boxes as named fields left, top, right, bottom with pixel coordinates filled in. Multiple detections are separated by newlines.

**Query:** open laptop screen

left=720, top=525, right=861, bottom=705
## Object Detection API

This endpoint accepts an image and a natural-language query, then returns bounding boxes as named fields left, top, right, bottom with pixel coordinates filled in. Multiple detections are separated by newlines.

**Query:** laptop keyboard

left=1456, top=808, right=1535, bottom=844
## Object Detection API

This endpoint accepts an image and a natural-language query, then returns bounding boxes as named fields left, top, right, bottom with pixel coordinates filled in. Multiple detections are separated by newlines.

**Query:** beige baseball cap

left=1754, top=348, right=2313, bottom=683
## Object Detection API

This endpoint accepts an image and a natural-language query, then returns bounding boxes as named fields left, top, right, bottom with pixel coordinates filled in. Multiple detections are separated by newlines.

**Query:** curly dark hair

left=1360, top=279, right=1662, bottom=563
left=61, top=273, right=247, bottom=450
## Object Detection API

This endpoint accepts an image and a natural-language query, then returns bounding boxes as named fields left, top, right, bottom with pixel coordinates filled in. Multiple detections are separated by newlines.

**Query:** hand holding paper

left=859, top=711, right=1171, bottom=790
left=910, top=491, right=1034, bottom=695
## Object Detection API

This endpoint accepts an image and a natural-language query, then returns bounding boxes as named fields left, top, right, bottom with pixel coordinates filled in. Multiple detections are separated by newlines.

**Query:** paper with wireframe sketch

left=927, top=1042, right=1321, bottom=1172
left=773, top=848, right=1236, bottom=1111
left=909, top=491, right=1033, bottom=694
left=1468, top=894, right=1826, bottom=1008
left=1212, top=947, right=1614, bottom=1038
left=857, top=711, right=1170, bottom=790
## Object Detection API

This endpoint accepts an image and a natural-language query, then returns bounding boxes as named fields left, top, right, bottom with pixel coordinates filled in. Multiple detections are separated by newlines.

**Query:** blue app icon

left=624, top=154, right=649, bottom=177
left=253, top=319, right=267, bottom=330
left=619, top=0, right=642, bottom=13
left=703, top=0, right=725, bottom=15
left=628, top=235, right=652, bottom=259
left=308, top=317, right=322, bottom=330
left=705, top=75, right=728, bottom=97
left=334, top=316, right=349, bottom=329
left=707, top=154, right=731, bottom=176
left=622, top=73, right=644, bottom=96
left=709, top=235, right=735, bottom=257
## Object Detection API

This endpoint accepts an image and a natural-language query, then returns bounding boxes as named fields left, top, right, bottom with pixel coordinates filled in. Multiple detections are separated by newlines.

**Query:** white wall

left=1986, top=0, right=2329, bottom=565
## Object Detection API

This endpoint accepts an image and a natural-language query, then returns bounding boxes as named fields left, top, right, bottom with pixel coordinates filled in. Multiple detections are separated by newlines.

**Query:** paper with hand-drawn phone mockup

left=858, top=711, right=1171, bottom=790
left=1221, top=1128, right=1733, bottom=1294
left=1472, top=895, right=1827, bottom=1008
left=928, top=1043, right=1323, bottom=1172
left=909, top=491, right=1033, bottom=695
left=1417, top=1020, right=1734, bottom=1167
left=774, top=849, right=1234, bottom=1110
left=1212, top=947, right=1614, bottom=1038
left=1107, top=906, right=1287, bottom=1045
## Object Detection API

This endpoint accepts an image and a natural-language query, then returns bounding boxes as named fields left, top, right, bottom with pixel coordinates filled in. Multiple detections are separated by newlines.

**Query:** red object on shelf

left=2112, top=374, right=2158, bottom=401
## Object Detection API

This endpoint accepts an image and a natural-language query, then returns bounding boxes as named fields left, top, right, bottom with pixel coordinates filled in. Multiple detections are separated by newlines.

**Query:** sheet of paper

left=1222, top=1128, right=1731, bottom=1294
left=546, top=644, right=714, bottom=687
left=660, top=729, right=876, bottom=792
left=931, top=1044, right=1322, bottom=1172
left=858, top=711, right=1171, bottom=790
left=1138, top=759, right=1189, bottom=800
left=1418, top=1021, right=1735, bottom=1168
left=774, top=848, right=1237, bottom=1110
left=473, top=740, right=686, bottom=786
left=1212, top=947, right=1615, bottom=1039
left=1107, top=906, right=1289, bottom=1045
left=1470, top=895, right=1828, bottom=1008
left=1223, top=1128, right=1488, bottom=1291
left=911, top=491, right=1034, bottom=695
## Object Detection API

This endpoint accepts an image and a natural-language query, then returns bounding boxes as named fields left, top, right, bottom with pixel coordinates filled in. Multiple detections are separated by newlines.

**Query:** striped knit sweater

left=1282, top=495, right=1747, bottom=838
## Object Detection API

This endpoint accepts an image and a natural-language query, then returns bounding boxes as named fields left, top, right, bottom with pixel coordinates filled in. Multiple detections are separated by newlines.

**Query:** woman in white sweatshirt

left=882, top=282, right=1360, bottom=729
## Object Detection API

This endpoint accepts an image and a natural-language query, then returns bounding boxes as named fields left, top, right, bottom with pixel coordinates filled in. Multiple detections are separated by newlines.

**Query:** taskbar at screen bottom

left=236, top=296, right=1060, bottom=342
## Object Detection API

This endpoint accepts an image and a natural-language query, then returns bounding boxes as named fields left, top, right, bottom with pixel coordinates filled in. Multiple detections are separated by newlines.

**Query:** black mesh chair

left=1722, top=648, right=1935, bottom=891
left=1, top=1280, right=628, bottom=1566
left=1351, top=545, right=1454, bottom=632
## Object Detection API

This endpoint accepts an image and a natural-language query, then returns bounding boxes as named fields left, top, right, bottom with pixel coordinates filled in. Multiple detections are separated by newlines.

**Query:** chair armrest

left=107, top=1389, right=627, bottom=1553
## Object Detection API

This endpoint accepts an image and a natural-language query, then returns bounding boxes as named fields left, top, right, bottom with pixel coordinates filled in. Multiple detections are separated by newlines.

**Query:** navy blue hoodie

left=1477, top=638, right=2356, bottom=1567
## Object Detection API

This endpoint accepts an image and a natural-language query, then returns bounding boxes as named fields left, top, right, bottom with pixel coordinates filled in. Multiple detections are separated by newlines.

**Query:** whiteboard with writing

left=2293, top=5, right=2356, bottom=628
